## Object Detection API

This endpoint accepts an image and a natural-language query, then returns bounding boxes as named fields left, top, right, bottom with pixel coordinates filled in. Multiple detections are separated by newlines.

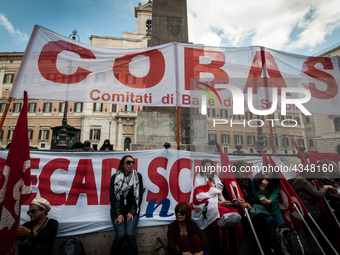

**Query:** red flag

left=261, top=149, right=270, bottom=168
left=0, top=91, right=32, bottom=255
left=294, top=141, right=309, bottom=166
left=219, top=145, right=244, bottom=200
left=219, top=145, right=244, bottom=252
left=267, top=155, right=309, bottom=231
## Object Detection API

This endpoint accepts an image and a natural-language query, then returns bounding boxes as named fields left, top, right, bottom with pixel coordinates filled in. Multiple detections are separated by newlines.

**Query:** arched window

left=124, top=137, right=131, bottom=151
left=146, top=20, right=152, bottom=36
left=334, top=118, right=340, bottom=131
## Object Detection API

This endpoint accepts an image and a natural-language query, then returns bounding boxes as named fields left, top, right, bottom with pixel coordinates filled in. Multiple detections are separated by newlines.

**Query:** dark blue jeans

left=264, top=212, right=285, bottom=226
left=110, top=215, right=139, bottom=255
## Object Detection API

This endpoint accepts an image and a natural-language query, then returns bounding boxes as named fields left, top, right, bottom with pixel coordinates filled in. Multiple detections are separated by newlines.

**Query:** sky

left=1, top=0, right=340, bottom=56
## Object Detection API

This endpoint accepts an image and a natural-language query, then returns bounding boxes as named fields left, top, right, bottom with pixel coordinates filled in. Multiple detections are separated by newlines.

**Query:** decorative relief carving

left=117, top=115, right=136, bottom=135
left=167, top=17, right=181, bottom=36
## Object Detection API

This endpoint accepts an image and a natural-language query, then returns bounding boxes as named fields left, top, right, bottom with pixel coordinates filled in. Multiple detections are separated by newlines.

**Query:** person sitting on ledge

left=167, top=202, right=206, bottom=255
left=16, top=197, right=58, bottom=255
left=110, top=155, right=143, bottom=255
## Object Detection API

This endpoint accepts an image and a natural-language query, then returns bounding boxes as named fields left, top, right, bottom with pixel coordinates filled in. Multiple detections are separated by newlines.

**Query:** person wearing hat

left=16, top=197, right=58, bottom=255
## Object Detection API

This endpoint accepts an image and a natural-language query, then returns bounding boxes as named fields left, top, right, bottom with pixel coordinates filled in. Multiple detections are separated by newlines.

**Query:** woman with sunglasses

left=167, top=202, right=206, bottom=255
left=16, top=197, right=58, bottom=255
left=110, top=155, right=143, bottom=255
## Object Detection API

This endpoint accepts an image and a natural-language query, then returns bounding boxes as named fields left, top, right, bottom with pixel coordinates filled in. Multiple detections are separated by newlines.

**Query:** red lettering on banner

left=100, top=158, right=119, bottom=205
left=90, top=89, right=100, bottom=100
left=38, top=158, right=69, bottom=206
left=113, top=49, right=165, bottom=89
left=146, top=157, right=169, bottom=204
left=184, top=48, right=229, bottom=91
left=244, top=50, right=287, bottom=95
left=169, top=158, right=192, bottom=203
left=182, top=94, right=191, bottom=105
left=302, top=57, right=338, bottom=99
left=38, top=40, right=96, bottom=84
left=66, top=159, right=98, bottom=205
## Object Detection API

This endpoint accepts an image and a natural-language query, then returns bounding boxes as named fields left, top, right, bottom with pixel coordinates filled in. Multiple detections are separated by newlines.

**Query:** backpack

left=55, top=237, right=86, bottom=255
left=276, top=224, right=310, bottom=255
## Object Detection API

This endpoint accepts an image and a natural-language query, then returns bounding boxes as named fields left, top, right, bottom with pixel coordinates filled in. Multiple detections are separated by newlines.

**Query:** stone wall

left=131, top=109, right=213, bottom=152
left=52, top=225, right=168, bottom=255
left=316, top=137, right=340, bottom=153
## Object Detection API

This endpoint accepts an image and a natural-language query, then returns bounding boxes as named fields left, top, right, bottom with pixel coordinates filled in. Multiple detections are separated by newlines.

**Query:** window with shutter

left=74, top=102, right=83, bottom=112
left=43, top=103, right=52, bottom=113
left=13, top=103, right=22, bottom=112
left=28, top=103, right=37, bottom=113
left=28, top=130, right=33, bottom=140
left=3, top=73, right=14, bottom=84
left=93, top=103, right=102, bottom=112
left=90, top=129, right=101, bottom=140
left=59, top=102, right=65, bottom=112
left=112, top=104, right=117, bottom=112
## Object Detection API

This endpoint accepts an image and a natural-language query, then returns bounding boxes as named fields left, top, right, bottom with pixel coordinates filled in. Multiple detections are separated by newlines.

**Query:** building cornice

left=0, top=52, right=24, bottom=59
left=135, top=0, right=152, bottom=17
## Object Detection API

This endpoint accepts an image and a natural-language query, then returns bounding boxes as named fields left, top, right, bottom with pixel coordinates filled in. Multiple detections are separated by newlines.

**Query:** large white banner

left=0, top=149, right=290, bottom=236
left=11, top=25, right=340, bottom=115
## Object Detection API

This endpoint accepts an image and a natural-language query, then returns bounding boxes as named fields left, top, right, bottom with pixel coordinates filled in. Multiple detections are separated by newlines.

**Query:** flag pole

left=291, top=203, right=326, bottom=255
left=322, top=197, right=340, bottom=229
left=0, top=97, right=13, bottom=132
left=243, top=207, right=265, bottom=255
left=307, top=213, right=338, bottom=255
left=277, top=178, right=326, bottom=254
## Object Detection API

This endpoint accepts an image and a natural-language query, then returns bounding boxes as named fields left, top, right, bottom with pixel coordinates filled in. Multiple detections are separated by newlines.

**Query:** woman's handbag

left=247, top=204, right=270, bottom=219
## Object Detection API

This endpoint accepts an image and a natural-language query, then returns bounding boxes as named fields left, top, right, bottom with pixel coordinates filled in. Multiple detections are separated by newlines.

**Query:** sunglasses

left=125, top=160, right=135, bottom=165
left=27, top=209, right=38, bottom=215
left=177, top=211, right=185, bottom=216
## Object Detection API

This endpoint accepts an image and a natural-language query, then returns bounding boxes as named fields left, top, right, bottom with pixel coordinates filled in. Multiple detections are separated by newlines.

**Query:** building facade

left=206, top=108, right=306, bottom=155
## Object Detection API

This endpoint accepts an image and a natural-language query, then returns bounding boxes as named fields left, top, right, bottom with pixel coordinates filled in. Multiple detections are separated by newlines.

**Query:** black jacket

left=19, top=219, right=58, bottom=255
left=110, top=172, right=143, bottom=222
left=222, top=178, right=256, bottom=205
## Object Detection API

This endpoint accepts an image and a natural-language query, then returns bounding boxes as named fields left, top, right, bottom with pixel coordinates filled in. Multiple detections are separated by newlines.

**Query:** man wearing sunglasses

left=110, top=155, right=143, bottom=255
left=16, top=197, right=58, bottom=255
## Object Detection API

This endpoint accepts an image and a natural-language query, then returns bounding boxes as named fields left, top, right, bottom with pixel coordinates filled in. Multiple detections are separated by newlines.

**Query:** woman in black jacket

left=110, top=155, right=143, bottom=255
left=100, top=139, right=113, bottom=151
